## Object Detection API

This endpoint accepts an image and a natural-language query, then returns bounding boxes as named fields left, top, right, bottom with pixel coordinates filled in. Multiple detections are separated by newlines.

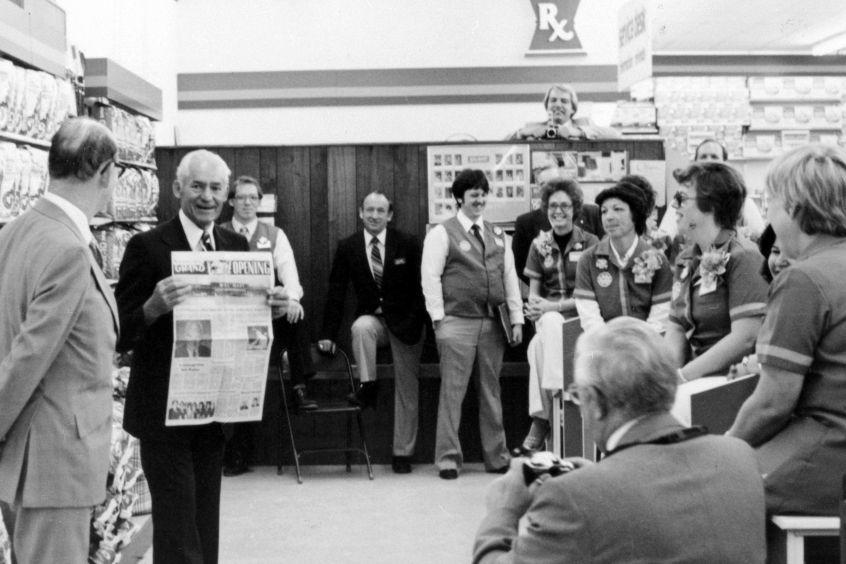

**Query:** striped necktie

left=370, top=236, right=383, bottom=291
left=200, top=231, right=214, bottom=251
left=88, top=239, right=104, bottom=269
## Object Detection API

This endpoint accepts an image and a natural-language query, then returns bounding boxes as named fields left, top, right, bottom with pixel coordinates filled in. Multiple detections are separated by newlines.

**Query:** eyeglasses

left=234, top=195, right=260, bottom=203
left=672, top=190, right=692, bottom=208
left=547, top=203, right=573, bottom=212
left=110, top=160, right=128, bottom=179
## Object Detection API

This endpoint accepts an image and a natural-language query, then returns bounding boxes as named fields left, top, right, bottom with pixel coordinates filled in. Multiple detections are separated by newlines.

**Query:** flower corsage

left=698, top=248, right=730, bottom=294
left=632, top=248, right=664, bottom=284
left=535, top=231, right=555, bottom=269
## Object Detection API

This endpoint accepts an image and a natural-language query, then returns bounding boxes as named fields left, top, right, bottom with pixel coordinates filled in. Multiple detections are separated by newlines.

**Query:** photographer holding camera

left=508, top=83, right=621, bottom=141
left=473, top=317, right=766, bottom=564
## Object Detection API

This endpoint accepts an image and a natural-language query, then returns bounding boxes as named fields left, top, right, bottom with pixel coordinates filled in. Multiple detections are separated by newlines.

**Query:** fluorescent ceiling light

left=812, top=32, right=846, bottom=56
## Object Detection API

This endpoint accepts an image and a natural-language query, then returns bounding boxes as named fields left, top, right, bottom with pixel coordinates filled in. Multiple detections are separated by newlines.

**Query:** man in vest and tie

left=318, top=192, right=427, bottom=474
left=220, top=175, right=317, bottom=476
left=422, top=169, right=524, bottom=479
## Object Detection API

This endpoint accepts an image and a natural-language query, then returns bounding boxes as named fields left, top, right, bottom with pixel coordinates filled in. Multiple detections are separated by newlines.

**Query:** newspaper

left=166, top=251, right=275, bottom=426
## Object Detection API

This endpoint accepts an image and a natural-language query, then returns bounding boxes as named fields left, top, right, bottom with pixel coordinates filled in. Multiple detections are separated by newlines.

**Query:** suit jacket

left=473, top=413, right=766, bottom=564
left=512, top=206, right=603, bottom=283
left=115, top=217, right=248, bottom=441
left=0, top=198, right=118, bottom=507
left=322, top=228, right=425, bottom=345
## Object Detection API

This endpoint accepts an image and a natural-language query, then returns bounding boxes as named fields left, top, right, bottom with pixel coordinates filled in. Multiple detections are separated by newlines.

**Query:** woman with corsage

left=666, top=162, right=768, bottom=382
left=515, top=179, right=599, bottom=454
left=574, top=181, right=673, bottom=333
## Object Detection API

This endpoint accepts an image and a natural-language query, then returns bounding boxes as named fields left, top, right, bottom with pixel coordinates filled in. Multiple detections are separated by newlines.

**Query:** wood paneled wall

left=155, top=140, right=664, bottom=346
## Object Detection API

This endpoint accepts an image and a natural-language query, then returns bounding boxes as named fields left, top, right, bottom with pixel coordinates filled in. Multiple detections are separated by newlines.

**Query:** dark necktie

left=370, top=236, right=383, bottom=291
left=200, top=231, right=214, bottom=251
left=88, top=239, right=104, bottom=270
left=239, top=226, right=249, bottom=237
left=471, top=224, right=485, bottom=253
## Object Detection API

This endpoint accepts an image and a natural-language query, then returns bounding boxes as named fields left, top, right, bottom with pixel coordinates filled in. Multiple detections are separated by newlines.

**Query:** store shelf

left=90, top=216, right=158, bottom=227
left=117, top=159, right=157, bottom=171
left=749, top=95, right=843, bottom=103
left=747, top=124, right=843, bottom=132
left=0, top=130, right=51, bottom=149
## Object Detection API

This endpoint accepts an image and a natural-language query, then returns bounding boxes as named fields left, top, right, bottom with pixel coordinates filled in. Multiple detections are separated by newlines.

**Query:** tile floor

left=138, top=463, right=498, bottom=563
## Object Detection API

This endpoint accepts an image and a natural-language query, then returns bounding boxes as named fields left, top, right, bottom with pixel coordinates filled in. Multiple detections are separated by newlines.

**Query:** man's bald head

left=48, top=117, right=118, bottom=182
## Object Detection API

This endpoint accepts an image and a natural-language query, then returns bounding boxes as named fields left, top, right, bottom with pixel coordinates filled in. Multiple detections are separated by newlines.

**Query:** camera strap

left=604, top=425, right=709, bottom=458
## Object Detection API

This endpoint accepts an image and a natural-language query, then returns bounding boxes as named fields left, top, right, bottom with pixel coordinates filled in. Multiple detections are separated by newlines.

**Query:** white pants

left=527, top=311, right=566, bottom=419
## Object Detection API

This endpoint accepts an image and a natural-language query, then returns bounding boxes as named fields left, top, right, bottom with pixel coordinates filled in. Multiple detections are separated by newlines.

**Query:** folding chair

left=277, top=344, right=374, bottom=483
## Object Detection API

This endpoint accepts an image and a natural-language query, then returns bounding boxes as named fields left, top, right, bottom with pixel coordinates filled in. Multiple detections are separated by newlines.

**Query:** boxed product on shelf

left=88, top=101, right=156, bottom=165
left=0, top=144, right=48, bottom=221
left=743, top=130, right=844, bottom=159
left=0, top=58, right=77, bottom=141
left=748, top=76, right=846, bottom=101
left=750, top=103, right=843, bottom=130
left=93, top=222, right=155, bottom=280
left=111, top=167, right=160, bottom=220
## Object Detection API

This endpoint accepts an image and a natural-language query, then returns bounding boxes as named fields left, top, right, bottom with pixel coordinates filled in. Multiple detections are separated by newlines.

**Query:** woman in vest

left=574, top=181, right=673, bottom=334
left=515, top=179, right=598, bottom=455
left=665, top=162, right=768, bottom=382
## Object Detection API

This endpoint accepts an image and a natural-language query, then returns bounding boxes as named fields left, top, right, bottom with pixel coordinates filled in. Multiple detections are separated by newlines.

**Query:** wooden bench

left=768, top=515, right=840, bottom=564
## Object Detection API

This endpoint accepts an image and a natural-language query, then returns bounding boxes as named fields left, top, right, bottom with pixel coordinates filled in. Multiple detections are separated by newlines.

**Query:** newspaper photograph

left=166, top=251, right=275, bottom=426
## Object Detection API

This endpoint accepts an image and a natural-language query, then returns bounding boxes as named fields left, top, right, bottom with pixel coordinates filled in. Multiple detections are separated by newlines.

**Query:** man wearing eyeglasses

left=473, top=317, right=766, bottom=563
left=219, top=175, right=316, bottom=476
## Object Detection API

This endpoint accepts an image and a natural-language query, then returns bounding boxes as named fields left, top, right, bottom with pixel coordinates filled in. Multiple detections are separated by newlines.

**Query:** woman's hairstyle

left=673, top=162, right=746, bottom=230
left=540, top=178, right=583, bottom=219
left=595, top=181, right=650, bottom=235
left=757, top=224, right=777, bottom=283
left=765, top=144, right=846, bottom=237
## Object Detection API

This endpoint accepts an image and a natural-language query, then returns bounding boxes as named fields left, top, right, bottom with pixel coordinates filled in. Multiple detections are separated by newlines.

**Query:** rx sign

left=528, top=0, right=582, bottom=53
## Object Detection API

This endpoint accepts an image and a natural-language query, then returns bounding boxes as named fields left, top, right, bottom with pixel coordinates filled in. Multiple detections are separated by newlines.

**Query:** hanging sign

left=526, top=0, right=583, bottom=55
left=617, top=0, right=652, bottom=91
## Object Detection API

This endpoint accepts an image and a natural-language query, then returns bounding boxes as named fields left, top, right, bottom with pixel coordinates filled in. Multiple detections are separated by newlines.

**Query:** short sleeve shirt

left=574, top=237, right=673, bottom=322
left=669, top=230, right=768, bottom=357
left=756, top=237, right=846, bottom=430
left=524, top=227, right=599, bottom=300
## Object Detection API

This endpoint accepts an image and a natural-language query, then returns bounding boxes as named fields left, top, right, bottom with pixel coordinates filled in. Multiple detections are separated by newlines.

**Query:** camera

left=545, top=124, right=559, bottom=139
left=522, top=451, right=575, bottom=486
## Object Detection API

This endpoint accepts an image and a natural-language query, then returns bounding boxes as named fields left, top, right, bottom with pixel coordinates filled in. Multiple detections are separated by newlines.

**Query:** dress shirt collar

left=364, top=229, right=387, bottom=246
left=457, top=209, right=484, bottom=232
left=42, top=192, right=91, bottom=243
left=231, top=217, right=258, bottom=239
left=179, top=209, right=215, bottom=250
left=605, top=416, right=644, bottom=452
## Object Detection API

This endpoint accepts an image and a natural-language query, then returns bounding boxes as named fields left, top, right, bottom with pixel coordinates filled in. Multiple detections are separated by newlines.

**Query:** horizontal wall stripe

left=178, top=90, right=623, bottom=110
left=654, top=54, right=846, bottom=76
left=177, top=65, right=621, bottom=109
left=179, top=81, right=620, bottom=102
left=178, top=65, right=618, bottom=91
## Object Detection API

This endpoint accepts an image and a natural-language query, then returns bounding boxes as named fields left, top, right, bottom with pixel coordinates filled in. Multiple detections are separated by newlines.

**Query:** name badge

left=569, top=251, right=582, bottom=263
left=597, top=272, right=613, bottom=288
left=459, top=240, right=472, bottom=252
left=393, top=257, right=406, bottom=265
left=256, top=236, right=271, bottom=249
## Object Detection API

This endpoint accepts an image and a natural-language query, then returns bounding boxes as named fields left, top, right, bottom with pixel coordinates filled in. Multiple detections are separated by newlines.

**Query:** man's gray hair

left=575, top=317, right=677, bottom=417
left=48, top=117, right=117, bottom=181
left=175, top=149, right=231, bottom=187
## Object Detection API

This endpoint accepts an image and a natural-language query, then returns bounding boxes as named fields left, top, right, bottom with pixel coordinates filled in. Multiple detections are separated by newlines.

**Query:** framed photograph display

left=530, top=149, right=629, bottom=209
left=427, top=144, right=531, bottom=224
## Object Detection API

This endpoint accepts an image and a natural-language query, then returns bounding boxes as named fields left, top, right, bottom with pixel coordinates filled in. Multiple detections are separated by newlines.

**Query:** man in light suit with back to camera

left=318, top=191, right=426, bottom=474
left=473, top=316, right=766, bottom=564
left=0, top=117, right=120, bottom=563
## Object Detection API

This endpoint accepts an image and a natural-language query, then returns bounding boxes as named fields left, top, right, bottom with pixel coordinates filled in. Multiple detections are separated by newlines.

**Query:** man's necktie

left=88, top=239, right=104, bottom=270
left=471, top=224, right=485, bottom=253
left=239, top=226, right=249, bottom=237
left=200, top=231, right=214, bottom=251
left=370, top=236, right=383, bottom=291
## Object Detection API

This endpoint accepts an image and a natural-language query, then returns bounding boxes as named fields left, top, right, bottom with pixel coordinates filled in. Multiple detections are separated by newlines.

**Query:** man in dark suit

left=0, top=118, right=119, bottom=563
left=116, top=149, right=285, bottom=563
left=513, top=202, right=603, bottom=284
left=473, top=317, right=766, bottom=564
left=318, top=192, right=426, bottom=474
